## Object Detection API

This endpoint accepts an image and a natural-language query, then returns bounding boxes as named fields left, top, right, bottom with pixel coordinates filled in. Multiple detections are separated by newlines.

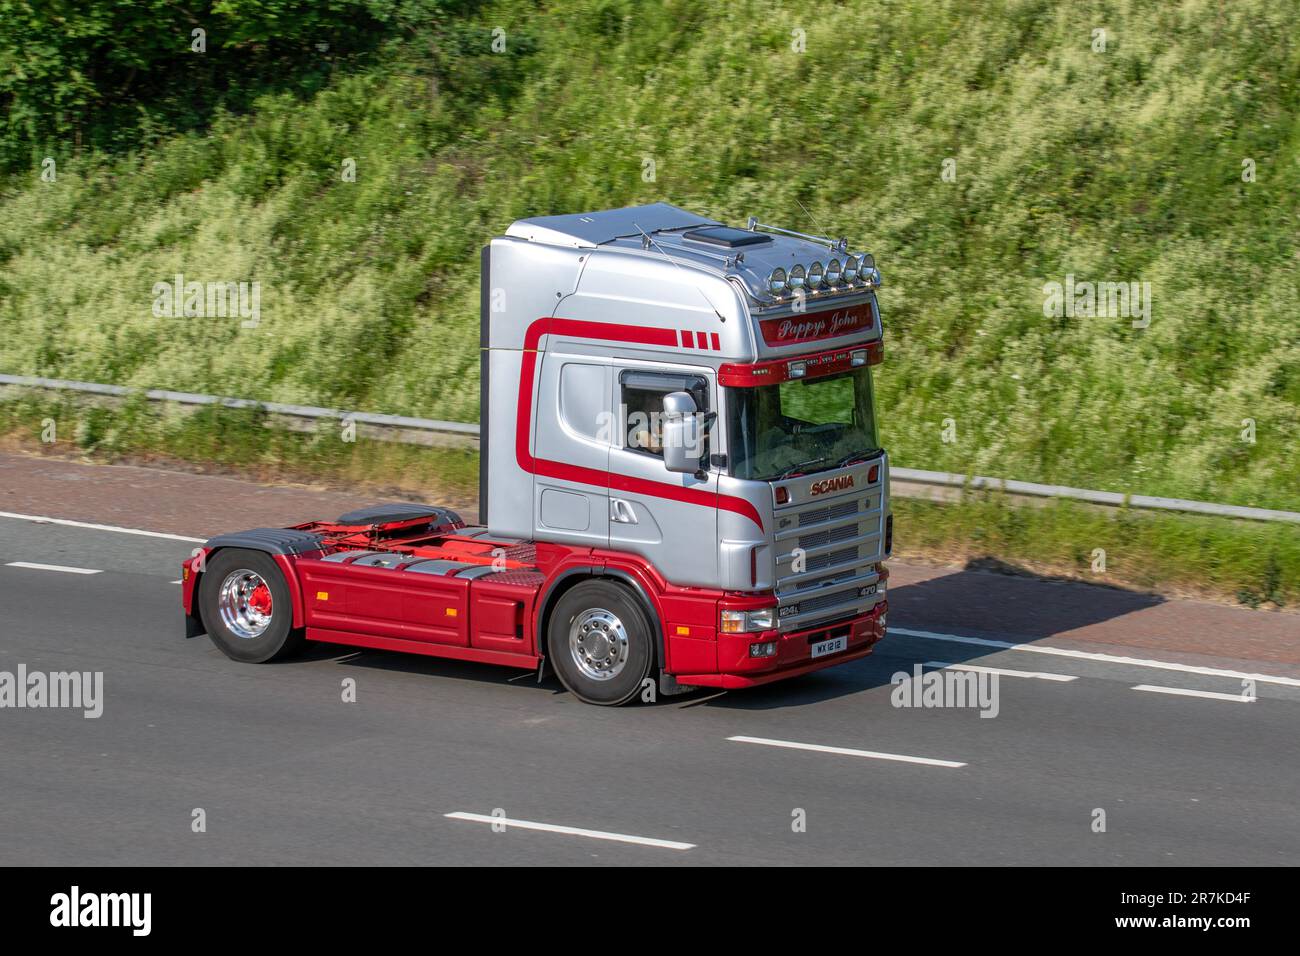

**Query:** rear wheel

left=547, top=580, right=655, bottom=706
left=199, top=548, right=303, bottom=663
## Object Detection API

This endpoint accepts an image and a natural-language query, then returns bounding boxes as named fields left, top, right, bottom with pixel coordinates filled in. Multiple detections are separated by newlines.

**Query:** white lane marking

left=444, top=812, right=694, bottom=850
left=727, top=735, right=966, bottom=768
left=170, top=580, right=182, bottom=585
left=1133, top=684, right=1256, bottom=703
left=924, top=660, right=1077, bottom=682
left=892, top=627, right=1300, bottom=689
left=0, top=511, right=204, bottom=543
left=6, top=561, right=102, bottom=575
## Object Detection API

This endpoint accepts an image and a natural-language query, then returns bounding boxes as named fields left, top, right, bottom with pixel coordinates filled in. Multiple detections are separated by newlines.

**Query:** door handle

left=610, top=499, right=638, bottom=524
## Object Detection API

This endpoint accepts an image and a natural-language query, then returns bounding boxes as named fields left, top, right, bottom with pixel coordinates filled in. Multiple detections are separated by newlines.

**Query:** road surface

left=1, top=451, right=1297, bottom=865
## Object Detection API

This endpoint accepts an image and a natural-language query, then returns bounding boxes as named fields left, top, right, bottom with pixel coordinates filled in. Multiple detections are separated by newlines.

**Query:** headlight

left=843, top=255, right=859, bottom=282
left=767, top=267, right=787, bottom=295
left=806, top=261, right=824, bottom=290
left=720, top=607, right=777, bottom=633
left=826, top=258, right=842, bottom=285
left=787, top=264, right=806, bottom=292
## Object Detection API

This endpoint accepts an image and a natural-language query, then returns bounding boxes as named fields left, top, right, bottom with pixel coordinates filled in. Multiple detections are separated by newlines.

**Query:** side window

left=558, top=362, right=609, bottom=442
left=619, top=370, right=709, bottom=460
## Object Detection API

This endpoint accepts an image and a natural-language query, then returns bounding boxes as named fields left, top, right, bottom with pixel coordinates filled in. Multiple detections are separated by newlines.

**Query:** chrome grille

left=774, top=480, right=886, bottom=631
left=796, top=586, right=862, bottom=616
left=798, top=522, right=858, bottom=552
left=797, top=499, right=857, bottom=527
left=804, top=545, right=858, bottom=574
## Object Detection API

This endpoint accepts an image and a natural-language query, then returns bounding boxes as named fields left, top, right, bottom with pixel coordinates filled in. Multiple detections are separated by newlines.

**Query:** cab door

left=532, top=352, right=611, bottom=547
left=607, top=366, right=718, bottom=587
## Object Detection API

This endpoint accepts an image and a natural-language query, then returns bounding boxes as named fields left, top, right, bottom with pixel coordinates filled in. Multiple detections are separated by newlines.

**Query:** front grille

left=795, top=570, right=855, bottom=591
left=798, top=499, right=858, bottom=527
left=776, top=482, right=885, bottom=631
left=798, top=521, right=858, bottom=551
left=797, top=587, right=860, bottom=616
left=803, top=545, right=857, bottom=574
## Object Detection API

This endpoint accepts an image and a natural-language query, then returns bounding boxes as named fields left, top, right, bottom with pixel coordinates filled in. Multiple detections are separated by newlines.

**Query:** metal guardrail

left=0, top=373, right=478, bottom=436
left=890, top=468, right=1300, bottom=525
left=3, top=372, right=1297, bottom=525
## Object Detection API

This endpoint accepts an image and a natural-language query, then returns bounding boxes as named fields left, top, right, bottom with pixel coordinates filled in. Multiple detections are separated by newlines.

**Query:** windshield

left=727, top=367, right=881, bottom=481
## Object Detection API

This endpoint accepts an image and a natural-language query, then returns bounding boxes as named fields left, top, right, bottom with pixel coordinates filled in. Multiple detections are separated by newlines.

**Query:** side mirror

left=661, top=391, right=703, bottom=475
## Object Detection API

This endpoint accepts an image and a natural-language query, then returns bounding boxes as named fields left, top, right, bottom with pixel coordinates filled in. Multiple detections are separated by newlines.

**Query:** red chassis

left=181, top=509, right=888, bottom=695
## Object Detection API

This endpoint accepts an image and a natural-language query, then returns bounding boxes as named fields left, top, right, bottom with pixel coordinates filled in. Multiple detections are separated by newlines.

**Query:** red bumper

left=673, top=601, right=887, bottom=690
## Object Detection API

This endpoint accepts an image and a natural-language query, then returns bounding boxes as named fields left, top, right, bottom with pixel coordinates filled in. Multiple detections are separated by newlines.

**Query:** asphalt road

left=1, top=508, right=1298, bottom=866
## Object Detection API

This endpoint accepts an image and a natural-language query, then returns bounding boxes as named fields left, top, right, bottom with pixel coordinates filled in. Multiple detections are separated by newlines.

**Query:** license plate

left=810, top=636, right=848, bottom=659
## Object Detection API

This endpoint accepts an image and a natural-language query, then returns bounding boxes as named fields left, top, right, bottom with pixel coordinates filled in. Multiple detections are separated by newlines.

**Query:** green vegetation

left=0, top=389, right=479, bottom=499
left=1, top=0, right=1297, bottom=602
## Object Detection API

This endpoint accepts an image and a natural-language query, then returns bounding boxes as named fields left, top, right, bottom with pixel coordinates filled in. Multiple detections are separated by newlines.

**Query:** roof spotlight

left=768, top=267, right=787, bottom=295
left=806, top=261, right=824, bottom=290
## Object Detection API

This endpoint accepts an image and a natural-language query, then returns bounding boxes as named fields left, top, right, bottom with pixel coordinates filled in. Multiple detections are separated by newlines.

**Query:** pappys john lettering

left=178, top=202, right=892, bottom=707
left=759, top=300, right=875, bottom=346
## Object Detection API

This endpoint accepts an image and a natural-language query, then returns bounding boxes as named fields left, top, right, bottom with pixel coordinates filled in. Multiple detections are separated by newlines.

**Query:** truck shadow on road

left=296, top=643, right=567, bottom=699
left=698, top=558, right=1165, bottom=711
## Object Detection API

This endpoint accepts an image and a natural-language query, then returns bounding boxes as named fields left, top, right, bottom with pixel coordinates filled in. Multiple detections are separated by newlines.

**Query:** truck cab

left=183, top=203, right=890, bottom=705
left=482, top=203, right=891, bottom=690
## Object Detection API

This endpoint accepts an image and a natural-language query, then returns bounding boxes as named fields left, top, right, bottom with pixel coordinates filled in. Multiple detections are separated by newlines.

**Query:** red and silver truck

left=182, top=203, right=892, bottom=704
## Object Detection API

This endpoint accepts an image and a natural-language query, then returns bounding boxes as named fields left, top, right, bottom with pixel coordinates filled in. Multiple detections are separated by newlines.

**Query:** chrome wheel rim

left=218, top=569, right=274, bottom=639
left=568, top=608, right=629, bottom=681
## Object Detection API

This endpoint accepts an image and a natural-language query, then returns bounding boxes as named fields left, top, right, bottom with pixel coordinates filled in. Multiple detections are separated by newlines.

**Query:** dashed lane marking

left=6, top=561, right=102, bottom=575
left=444, top=812, right=695, bottom=850
left=1132, top=684, right=1256, bottom=703
left=727, top=735, right=966, bottom=768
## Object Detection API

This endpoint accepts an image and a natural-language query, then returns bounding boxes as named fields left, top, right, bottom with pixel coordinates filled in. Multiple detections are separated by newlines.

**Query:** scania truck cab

left=182, top=203, right=891, bottom=705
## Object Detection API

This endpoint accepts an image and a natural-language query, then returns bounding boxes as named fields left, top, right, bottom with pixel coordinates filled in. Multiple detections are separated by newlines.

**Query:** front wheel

left=199, top=548, right=304, bottom=663
left=547, top=580, right=655, bottom=706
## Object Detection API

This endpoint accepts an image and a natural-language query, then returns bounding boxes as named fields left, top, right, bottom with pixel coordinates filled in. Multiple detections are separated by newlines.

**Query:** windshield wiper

left=832, top=447, right=884, bottom=470
left=773, top=456, right=832, bottom=480
left=771, top=448, right=883, bottom=482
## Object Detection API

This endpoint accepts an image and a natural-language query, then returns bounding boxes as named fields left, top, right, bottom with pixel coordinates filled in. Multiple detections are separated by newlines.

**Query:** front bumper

left=673, top=601, right=887, bottom=689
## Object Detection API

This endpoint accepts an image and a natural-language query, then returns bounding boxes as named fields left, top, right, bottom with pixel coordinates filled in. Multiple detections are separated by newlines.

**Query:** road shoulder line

left=892, top=627, right=1300, bottom=688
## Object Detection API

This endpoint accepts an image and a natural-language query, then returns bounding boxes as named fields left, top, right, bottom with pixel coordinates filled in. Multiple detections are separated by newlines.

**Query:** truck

left=181, top=203, right=892, bottom=705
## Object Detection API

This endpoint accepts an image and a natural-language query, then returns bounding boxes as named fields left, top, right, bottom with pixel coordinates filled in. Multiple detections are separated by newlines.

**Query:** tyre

left=547, top=579, right=656, bottom=706
left=199, top=548, right=304, bottom=664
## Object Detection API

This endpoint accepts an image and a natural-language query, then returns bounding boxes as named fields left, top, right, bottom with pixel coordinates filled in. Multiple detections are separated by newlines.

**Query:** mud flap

left=184, top=610, right=206, bottom=639
left=658, top=669, right=693, bottom=696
